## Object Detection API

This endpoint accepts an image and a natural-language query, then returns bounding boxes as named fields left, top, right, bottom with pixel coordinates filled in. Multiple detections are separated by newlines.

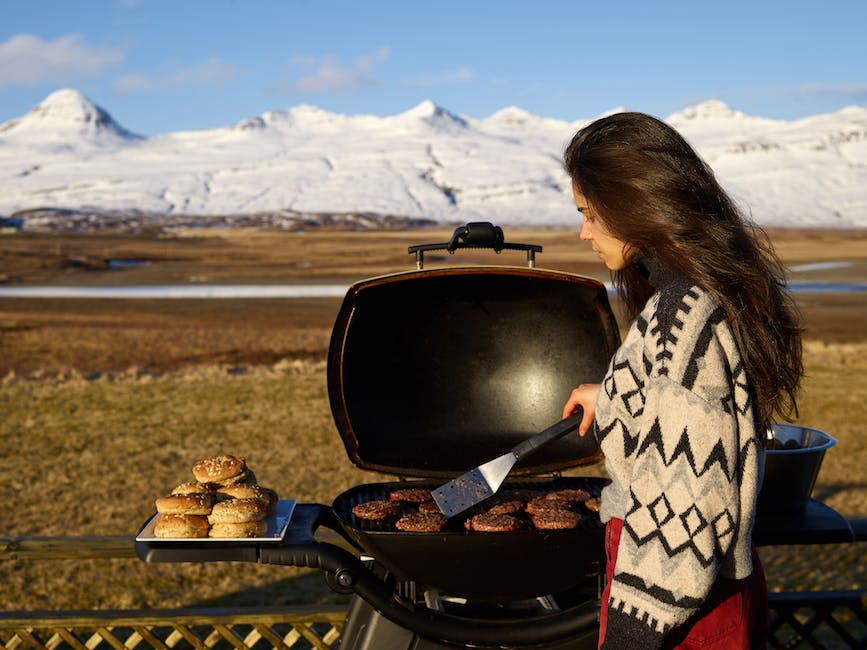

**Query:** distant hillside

left=1, top=89, right=865, bottom=230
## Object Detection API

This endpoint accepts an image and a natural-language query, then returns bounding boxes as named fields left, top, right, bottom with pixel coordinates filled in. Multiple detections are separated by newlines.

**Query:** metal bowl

left=758, top=424, right=837, bottom=514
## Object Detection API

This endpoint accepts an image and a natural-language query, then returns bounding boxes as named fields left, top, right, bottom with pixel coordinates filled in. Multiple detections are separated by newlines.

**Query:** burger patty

left=546, top=488, right=591, bottom=503
left=484, top=499, right=524, bottom=515
left=396, top=512, right=448, bottom=532
left=499, top=488, right=545, bottom=503
left=525, top=496, right=573, bottom=516
left=352, top=499, right=402, bottom=520
left=418, top=500, right=443, bottom=514
left=465, top=513, right=521, bottom=532
left=583, top=497, right=602, bottom=512
left=531, top=509, right=582, bottom=530
left=389, top=488, right=434, bottom=503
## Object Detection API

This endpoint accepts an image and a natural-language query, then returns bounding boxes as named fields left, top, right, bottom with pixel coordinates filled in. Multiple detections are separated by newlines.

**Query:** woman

left=560, top=112, right=803, bottom=649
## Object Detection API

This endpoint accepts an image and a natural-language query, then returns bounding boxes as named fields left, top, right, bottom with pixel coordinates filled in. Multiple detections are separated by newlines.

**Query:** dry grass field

left=1, top=226, right=865, bottom=611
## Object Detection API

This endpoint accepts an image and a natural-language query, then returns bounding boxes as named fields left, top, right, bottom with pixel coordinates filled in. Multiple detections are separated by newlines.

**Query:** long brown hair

left=563, top=111, right=802, bottom=432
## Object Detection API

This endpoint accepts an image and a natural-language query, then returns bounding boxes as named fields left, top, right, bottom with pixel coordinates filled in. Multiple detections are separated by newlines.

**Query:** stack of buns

left=152, top=454, right=279, bottom=538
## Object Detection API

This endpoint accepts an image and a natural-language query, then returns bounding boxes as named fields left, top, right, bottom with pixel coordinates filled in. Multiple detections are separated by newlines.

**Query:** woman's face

left=572, top=182, right=631, bottom=271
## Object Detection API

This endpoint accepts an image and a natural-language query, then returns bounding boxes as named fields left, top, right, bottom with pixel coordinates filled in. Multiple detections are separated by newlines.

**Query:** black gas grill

left=138, top=224, right=620, bottom=648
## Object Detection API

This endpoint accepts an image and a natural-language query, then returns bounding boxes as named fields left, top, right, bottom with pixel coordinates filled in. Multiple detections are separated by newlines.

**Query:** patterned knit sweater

left=595, top=257, right=765, bottom=649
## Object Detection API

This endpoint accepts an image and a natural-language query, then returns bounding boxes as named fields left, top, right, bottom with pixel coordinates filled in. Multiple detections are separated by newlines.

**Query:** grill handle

left=260, top=504, right=600, bottom=646
left=513, top=410, right=583, bottom=462
left=259, top=503, right=362, bottom=571
left=408, top=221, right=543, bottom=269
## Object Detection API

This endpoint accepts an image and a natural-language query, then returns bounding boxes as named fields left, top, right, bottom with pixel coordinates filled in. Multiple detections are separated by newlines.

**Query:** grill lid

left=327, top=256, right=620, bottom=478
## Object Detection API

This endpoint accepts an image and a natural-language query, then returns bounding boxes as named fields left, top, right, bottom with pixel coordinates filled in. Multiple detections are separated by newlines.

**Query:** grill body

left=331, top=477, right=606, bottom=601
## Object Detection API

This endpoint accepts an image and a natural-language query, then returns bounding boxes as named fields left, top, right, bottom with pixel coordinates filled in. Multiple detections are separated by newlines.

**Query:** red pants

left=599, top=518, right=768, bottom=649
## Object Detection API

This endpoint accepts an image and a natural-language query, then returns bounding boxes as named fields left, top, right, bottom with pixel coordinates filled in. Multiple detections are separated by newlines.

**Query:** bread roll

left=208, top=497, right=268, bottom=524
left=209, top=520, right=268, bottom=538
left=154, top=513, right=210, bottom=538
left=216, top=484, right=278, bottom=511
left=191, top=455, right=248, bottom=485
left=220, top=469, right=256, bottom=486
left=171, top=481, right=219, bottom=496
left=155, top=493, right=213, bottom=515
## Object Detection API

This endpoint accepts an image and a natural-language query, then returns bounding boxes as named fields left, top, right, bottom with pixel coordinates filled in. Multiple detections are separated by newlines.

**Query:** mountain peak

left=3, top=88, right=142, bottom=144
left=669, top=99, right=741, bottom=121
left=399, top=100, right=468, bottom=129
left=36, top=88, right=100, bottom=114
left=486, top=106, right=538, bottom=124
left=402, top=99, right=441, bottom=117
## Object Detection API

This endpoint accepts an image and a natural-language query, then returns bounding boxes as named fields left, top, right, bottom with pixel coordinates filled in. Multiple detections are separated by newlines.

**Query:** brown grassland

left=1, top=226, right=865, bottom=611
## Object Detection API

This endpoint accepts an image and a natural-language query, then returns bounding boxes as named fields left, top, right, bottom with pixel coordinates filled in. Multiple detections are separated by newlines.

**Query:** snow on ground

left=1, top=89, right=865, bottom=229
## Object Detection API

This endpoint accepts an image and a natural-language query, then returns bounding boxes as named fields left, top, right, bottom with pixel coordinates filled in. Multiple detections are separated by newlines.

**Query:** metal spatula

left=431, top=411, right=583, bottom=517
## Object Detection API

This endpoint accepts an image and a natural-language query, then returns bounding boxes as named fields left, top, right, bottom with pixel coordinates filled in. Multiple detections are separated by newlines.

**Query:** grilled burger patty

left=546, top=488, right=591, bottom=503
left=389, top=488, right=434, bottom=503
left=531, top=509, right=582, bottom=530
left=352, top=499, right=402, bottom=520
left=583, top=496, right=601, bottom=512
left=418, top=500, right=442, bottom=514
left=499, top=488, right=545, bottom=502
left=484, top=499, right=524, bottom=515
left=525, top=496, right=573, bottom=516
left=396, top=512, right=448, bottom=532
left=465, top=513, right=521, bottom=532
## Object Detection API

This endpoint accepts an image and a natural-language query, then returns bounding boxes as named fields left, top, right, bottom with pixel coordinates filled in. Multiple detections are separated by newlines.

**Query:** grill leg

left=336, top=594, right=601, bottom=649
left=337, top=595, right=453, bottom=649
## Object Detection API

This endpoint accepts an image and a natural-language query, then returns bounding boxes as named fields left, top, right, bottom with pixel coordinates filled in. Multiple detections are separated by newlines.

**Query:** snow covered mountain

left=0, top=88, right=142, bottom=150
left=1, top=89, right=865, bottom=230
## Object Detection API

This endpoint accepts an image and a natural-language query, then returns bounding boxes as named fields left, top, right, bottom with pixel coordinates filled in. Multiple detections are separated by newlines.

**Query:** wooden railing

left=3, top=535, right=867, bottom=649
left=768, top=590, right=867, bottom=650
left=1, top=534, right=348, bottom=650
left=2, top=535, right=136, bottom=561
left=0, top=606, right=345, bottom=649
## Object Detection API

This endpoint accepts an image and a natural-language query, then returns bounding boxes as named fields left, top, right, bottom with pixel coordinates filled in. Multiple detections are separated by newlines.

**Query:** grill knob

left=335, top=568, right=355, bottom=589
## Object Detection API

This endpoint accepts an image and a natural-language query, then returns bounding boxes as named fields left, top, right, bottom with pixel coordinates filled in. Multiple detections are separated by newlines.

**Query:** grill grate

left=333, top=477, right=605, bottom=534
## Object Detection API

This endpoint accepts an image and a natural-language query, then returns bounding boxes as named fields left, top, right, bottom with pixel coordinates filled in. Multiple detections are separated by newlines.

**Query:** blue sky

left=2, top=0, right=866, bottom=136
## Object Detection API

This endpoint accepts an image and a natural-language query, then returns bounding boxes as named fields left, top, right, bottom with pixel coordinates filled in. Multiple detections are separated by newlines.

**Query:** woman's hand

left=562, top=384, right=601, bottom=436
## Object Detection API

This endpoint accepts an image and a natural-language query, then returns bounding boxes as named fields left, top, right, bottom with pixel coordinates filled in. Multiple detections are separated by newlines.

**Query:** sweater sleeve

left=601, top=368, right=745, bottom=647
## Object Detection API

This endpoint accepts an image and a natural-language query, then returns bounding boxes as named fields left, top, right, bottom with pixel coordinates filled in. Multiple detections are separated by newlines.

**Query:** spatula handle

left=512, top=410, right=583, bottom=461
